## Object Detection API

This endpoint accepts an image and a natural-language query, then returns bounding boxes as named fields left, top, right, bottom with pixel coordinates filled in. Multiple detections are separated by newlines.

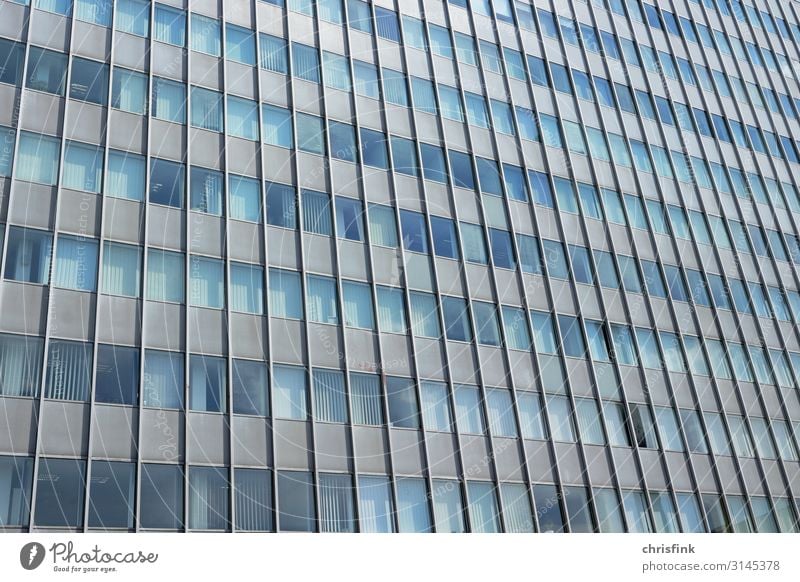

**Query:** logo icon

left=20, top=542, right=46, bottom=570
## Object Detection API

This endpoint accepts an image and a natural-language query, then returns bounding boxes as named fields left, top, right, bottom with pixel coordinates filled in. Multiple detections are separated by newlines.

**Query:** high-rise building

left=1, top=0, right=800, bottom=534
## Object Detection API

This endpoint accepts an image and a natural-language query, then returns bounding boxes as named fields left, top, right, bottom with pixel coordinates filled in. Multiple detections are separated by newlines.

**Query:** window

left=292, top=43, right=320, bottom=83
left=420, top=381, right=453, bottom=432
left=90, top=344, right=139, bottom=406
left=409, top=292, right=440, bottom=338
left=534, top=484, right=565, bottom=533
left=297, top=114, right=325, bottom=154
left=548, top=395, right=576, bottom=442
left=153, top=4, right=185, bottom=46
left=0, top=334, right=43, bottom=399
left=88, top=460, right=135, bottom=529
left=268, top=268, right=302, bottom=320
left=227, top=96, right=259, bottom=141
left=190, top=13, right=221, bottom=56
left=54, top=235, right=98, bottom=292
left=412, top=77, right=437, bottom=114
left=273, top=365, right=307, bottom=420
left=439, top=85, right=463, bottom=122
left=358, top=476, right=394, bottom=532
left=467, top=482, right=500, bottom=533
left=443, top=297, right=472, bottom=342
left=266, top=182, right=297, bottom=228
left=260, top=33, right=287, bottom=73
left=140, top=464, right=183, bottom=529
left=594, top=488, right=625, bottom=533
left=376, top=286, right=405, bottom=334
left=360, top=128, right=388, bottom=169
left=0, top=38, right=24, bottom=86
left=278, top=471, right=315, bottom=532
left=26, top=47, right=67, bottom=95
left=226, top=23, right=255, bottom=66
left=343, top=281, right=374, bottom=330
left=351, top=373, right=383, bottom=425
left=261, top=105, right=293, bottom=149
left=349, top=0, right=373, bottom=34
left=101, top=242, right=140, bottom=298
left=0, top=455, right=33, bottom=527
left=317, top=0, right=343, bottom=24
left=115, top=0, right=149, bottom=36
left=502, top=306, right=531, bottom=351
left=61, top=141, right=103, bottom=193
left=190, top=166, right=223, bottom=216
left=473, top=301, right=500, bottom=347
left=189, top=256, right=224, bottom=309
left=234, top=469, right=272, bottom=531
left=34, top=458, right=86, bottom=527
left=329, top=122, right=356, bottom=163
left=449, top=151, right=474, bottom=190
left=386, top=376, right=420, bottom=428
left=229, top=175, right=261, bottom=223
left=517, top=234, right=541, bottom=274
left=465, top=93, right=490, bottom=128
left=149, top=158, right=185, bottom=208
left=431, top=480, right=465, bottom=533
left=70, top=57, right=108, bottom=105
left=318, top=473, right=355, bottom=532
left=485, top=389, right=517, bottom=437
left=111, top=68, right=147, bottom=114
left=543, top=240, right=568, bottom=279
left=313, top=369, right=348, bottom=424
left=230, top=263, right=264, bottom=315
left=16, top=132, right=60, bottom=185
left=429, top=24, right=453, bottom=59
left=302, top=190, right=332, bottom=236
left=306, top=275, right=338, bottom=325
left=368, top=204, right=398, bottom=247
left=106, top=150, right=145, bottom=201
left=142, top=349, right=183, bottom=410
left=4, top=227, right=51, bottom=285
left=420, top=143, right=446, bottom=182
left=332, top=197, right=364, bottom=242
left=375, top=7, right=400, bottom=41
left=430, top=216, right=459, bottom=259
left=353, top=61, right=378, bottom=98
left=152, top=77, right=185, bottom=123
left=146, top=248, right=184, bottom=303
left=189, top=355, right=226, bottom=413
left=400, top=210, right=428, bottom=253
left=323, top=51, right=351, bottom=92
left=630, top=404, right=658, bottom=448
left=383, top=68, right=409, bottom=106
left=391, top=136, right=418, bottom=177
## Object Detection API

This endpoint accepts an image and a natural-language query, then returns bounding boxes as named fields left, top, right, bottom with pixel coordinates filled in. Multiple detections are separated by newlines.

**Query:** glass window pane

left=88, top=461, right=135, bottom=529
left=34, top=458, right=86, bottom=527
left=140, top=464, right=183, bottom=529
left=277, top=471, right=315, bottom=532
left=95, top=344, right=139, bottom=405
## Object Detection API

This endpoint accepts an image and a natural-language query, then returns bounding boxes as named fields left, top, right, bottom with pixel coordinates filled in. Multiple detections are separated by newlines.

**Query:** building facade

left=1, top=0, right=800, bottom=533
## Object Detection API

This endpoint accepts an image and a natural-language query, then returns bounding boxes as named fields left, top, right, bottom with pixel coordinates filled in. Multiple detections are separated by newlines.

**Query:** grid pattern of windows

left=3, top=0, right=800, bottom=533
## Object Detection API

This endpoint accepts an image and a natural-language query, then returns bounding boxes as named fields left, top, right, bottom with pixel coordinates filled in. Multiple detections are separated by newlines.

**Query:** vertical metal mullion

left=219, top=0, right=235, bottom=534
left=280, top=2, right=320, bottom=532
left=82, top=0, right=121, bottom=533
left=251, top=0, right=278, bottom=534
left=134, top=0, right=156, bottom=532
left=182, top=0, right=194, bottom=534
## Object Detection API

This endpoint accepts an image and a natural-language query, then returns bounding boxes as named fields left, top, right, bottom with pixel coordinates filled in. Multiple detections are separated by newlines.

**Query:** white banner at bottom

left=1, top=533, right=798, bottom=581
